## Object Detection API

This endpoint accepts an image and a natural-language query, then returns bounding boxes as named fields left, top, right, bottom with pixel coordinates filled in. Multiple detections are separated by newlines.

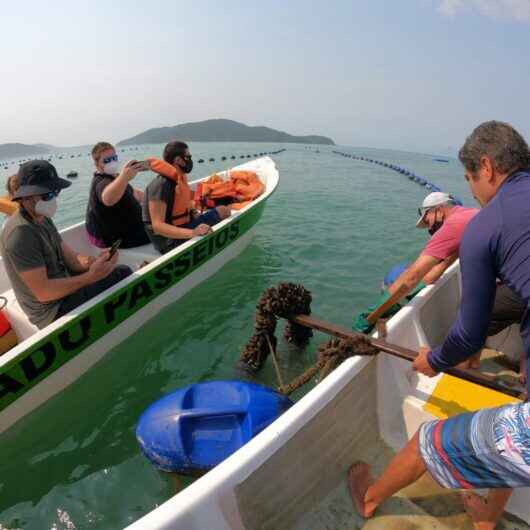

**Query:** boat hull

left=0, top=158, right=277, bottom=435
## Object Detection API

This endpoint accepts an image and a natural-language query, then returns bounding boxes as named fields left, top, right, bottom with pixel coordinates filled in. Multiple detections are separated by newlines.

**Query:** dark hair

left=163, top=141, right=188, bottom=164
left=459, top=121, right=530, bottom=175
left=91, top=141, right=114, bottom=162
left=6, top=174, right=18, bottom=197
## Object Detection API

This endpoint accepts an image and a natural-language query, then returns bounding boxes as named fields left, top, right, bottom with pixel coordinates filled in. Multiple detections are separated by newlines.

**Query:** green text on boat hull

left=0, top=202, right=265, bottom=413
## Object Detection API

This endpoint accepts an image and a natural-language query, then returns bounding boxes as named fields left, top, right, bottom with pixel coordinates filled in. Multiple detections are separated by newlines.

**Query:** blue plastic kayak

left=136, top=380, right=293, bottom=474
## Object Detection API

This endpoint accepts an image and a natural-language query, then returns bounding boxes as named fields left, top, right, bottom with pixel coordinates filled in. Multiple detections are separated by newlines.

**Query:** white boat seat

left=2, top=289, right=39, bottom=341
left=118, top=243, right=161, bottom=269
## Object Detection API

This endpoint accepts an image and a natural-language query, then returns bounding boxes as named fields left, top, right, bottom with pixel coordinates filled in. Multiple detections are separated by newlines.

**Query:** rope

left=278, top=336, right=379, bottom=395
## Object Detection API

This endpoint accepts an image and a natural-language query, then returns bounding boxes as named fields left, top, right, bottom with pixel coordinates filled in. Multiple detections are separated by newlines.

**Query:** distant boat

left=66, top=171, right=79, bottom=179
left=434, top=158, right=449, bottom=163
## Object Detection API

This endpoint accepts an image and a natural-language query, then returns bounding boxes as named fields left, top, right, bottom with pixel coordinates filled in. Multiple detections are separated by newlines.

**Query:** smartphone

left=133, top=160, right=151, bottom=171
left=108, top=238, right=122, bottom=260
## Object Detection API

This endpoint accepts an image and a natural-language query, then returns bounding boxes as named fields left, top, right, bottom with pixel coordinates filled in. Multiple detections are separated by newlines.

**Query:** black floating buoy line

left=332, top=150, right=463, bottom=205
left=0, top=148, right=287, bottom=172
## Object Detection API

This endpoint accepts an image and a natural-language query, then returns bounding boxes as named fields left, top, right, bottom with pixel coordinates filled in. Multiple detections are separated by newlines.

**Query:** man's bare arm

left=423, top=254, right=457, bottom=284
left=387, top=254, right=440, bottom=296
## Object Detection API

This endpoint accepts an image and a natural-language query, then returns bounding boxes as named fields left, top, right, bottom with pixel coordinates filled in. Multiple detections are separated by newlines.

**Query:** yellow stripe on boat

left=424, top=373, right=520, bottom=419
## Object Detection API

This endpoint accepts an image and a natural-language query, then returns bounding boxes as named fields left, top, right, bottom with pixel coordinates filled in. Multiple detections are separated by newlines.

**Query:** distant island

left=0, top=143, right=52, bottom=159
left=118, top=119, right=335, bottom=146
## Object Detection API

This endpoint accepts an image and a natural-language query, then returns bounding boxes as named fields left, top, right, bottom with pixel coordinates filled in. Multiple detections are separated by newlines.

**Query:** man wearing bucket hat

left=0, top=160, right=132, bottom=328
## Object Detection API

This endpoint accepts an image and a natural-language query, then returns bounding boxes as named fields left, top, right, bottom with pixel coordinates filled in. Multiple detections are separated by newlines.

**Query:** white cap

left=416, top=192, right=453, bottom=228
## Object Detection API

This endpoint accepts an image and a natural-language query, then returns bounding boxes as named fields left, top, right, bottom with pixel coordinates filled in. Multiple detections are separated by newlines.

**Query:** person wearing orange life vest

left=142, top=141, right=230, bottom=254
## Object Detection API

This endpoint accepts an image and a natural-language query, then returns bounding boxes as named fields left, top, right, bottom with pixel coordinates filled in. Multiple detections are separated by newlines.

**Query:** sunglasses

left=417, top=207, right=435, bottom=217
left=181, top=155, right=192, bottom=160
left=41, top=190, right=60, bottom=201
left=102, top=154, right=118, bottom=164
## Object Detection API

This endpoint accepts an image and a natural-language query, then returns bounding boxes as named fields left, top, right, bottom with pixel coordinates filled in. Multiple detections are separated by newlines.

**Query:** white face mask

left=35, top=197, right=58, bottom=218
left=103, top=161, right=120, bottom=175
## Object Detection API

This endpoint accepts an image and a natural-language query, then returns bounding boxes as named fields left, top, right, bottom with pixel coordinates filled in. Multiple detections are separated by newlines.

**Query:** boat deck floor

left=295, top=348, right=526, bottom=530
left=295, top=433, right=528, bottom=530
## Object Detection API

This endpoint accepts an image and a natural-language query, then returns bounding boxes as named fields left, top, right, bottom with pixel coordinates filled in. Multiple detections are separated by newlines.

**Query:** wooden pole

left=366, top=284, right=409, bottom=325
left=291, top=313, right=524, bottom=398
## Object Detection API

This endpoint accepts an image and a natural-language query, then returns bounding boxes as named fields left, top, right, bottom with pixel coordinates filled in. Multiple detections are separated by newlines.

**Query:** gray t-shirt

left=0, top=209, right=69, bottom=328
left=142, top=175, right=174, bottom=253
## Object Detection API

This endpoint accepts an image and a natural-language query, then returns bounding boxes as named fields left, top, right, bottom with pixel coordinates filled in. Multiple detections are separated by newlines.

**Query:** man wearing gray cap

left=0, top=160, right=132, bottom=329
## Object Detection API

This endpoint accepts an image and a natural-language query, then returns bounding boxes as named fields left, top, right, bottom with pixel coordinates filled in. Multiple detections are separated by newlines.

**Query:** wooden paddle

left=291, top=313, right=524, bottom=398
left=366, top=284, right=409, bottom=325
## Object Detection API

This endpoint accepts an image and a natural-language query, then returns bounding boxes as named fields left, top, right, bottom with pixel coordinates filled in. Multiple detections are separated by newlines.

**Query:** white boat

left=126, top=260, right=529, bottom=529
left=0, top=157, right=279, bottom=436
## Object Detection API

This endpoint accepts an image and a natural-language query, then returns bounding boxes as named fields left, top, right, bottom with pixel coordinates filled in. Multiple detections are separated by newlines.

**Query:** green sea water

left=0, top=142, right=475, bottom=529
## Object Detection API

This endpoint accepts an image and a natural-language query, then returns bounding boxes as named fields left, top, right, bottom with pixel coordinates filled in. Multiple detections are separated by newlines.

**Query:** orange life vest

left=148, top=158, right=193, bottom=226
left=194, top=170, right=264, bottom=211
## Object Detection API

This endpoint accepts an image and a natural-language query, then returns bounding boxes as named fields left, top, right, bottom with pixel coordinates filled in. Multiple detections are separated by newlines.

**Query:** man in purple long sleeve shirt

left=427, top=169, right=530, bottom=379
left=349, top=121, right=530, bottom=530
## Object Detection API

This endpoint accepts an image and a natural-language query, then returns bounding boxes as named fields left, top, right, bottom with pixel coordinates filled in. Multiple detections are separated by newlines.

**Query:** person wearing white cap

left=353, top=191, right=479, bottom=334
left=388, top=191, right=478, bottom=293
left=410, top=190, right=525, bottom=374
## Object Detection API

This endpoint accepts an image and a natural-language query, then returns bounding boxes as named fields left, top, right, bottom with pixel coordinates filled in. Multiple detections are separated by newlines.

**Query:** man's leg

left=348, top=431, right=426, bottom=518
left=459, top=284, right=525, bottom=370
left=56, top=265, right=132, bottom=318
left=462, top=489, right=512, bottom=530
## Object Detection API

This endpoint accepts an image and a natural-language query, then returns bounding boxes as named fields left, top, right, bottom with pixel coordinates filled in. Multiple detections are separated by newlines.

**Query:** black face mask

left=428, top=222, right=443, bottom=236
left=179, top=157, right=193, bottom=174
left=428, top=211, right=443, bottom=236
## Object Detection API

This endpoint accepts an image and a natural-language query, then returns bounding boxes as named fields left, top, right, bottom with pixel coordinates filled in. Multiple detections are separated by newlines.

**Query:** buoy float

left=136, top=380, right=292, bottom=475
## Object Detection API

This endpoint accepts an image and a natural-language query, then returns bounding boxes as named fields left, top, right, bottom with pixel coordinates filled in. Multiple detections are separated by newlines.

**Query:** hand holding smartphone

left=108, top=238, right=122, bottom=260
left=133, top=160, right=151, bottom=172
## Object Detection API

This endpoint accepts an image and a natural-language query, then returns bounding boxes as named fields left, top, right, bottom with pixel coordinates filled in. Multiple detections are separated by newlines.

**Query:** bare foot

left=462, top=492, right=497, bottom=530
left=348, top=462, right=375, bottom=518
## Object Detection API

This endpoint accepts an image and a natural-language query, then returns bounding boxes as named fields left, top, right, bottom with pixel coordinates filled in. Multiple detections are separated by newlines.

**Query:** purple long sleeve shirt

left=428, top=170, right=530, bottom=390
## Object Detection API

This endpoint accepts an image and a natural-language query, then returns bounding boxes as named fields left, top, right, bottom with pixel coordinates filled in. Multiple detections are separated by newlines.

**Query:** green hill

left=118, top=119, right=335, bottom=146
left=0, top=143, right=51, bottom=159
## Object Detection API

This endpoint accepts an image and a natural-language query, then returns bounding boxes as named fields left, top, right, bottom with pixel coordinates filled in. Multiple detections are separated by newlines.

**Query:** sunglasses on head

left=41, top=190, right=60, bottom=201
left=102, top=154, right=118, bottom=164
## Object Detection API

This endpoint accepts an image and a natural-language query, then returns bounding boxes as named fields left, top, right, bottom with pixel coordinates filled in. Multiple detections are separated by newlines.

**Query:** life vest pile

left=147, top=158, right=193, bottom=226
left=194, top=170, right=264, bottom=211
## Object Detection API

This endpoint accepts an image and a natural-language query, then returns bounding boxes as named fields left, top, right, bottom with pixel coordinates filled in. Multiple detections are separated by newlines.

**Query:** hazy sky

left=1, top=0, right=529, bottom=153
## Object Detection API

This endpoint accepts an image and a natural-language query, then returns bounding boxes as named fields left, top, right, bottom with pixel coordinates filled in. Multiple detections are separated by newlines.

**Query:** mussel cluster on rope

left=238, top=282, right=380, bottom=395
left=238, top=283, right=313, bottom=373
